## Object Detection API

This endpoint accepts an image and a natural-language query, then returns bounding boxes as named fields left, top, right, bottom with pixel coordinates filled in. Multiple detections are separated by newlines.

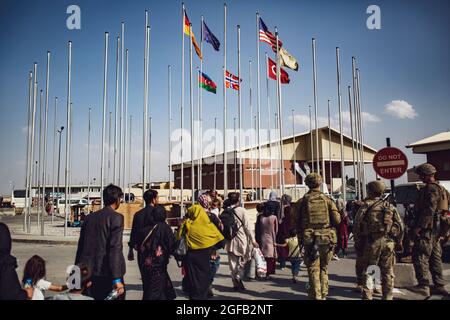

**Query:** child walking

left=22, top=255, right=68, bottom=300
left=276, top=229, right=302, bottom=283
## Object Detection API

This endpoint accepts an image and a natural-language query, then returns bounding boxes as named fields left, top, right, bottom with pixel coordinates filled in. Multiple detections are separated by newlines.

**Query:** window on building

left=444, top=161, right=450, bottom=171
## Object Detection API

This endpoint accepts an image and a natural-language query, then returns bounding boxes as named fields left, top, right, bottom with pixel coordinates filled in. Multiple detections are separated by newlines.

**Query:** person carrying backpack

left=221, top=192, right=259, bottom=291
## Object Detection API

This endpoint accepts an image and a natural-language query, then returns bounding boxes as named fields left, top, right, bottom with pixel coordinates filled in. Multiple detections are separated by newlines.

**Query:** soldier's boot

left=382, top=293, right=394, bottom=300
left=400, top=255, right=412, bottom=263
left=431, top=285, right=449, bottom=296
left=409, top=285, right=431, bottom=297
left=373, top=286, right=382, bottom=296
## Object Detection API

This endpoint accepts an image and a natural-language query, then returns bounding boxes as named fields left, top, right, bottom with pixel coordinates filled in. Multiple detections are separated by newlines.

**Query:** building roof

left=406, top=131, right=450, bottom=148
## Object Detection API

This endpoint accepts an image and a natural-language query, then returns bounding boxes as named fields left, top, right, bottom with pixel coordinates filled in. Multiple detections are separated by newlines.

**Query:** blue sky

left=0, top=0, right=449, bottom=194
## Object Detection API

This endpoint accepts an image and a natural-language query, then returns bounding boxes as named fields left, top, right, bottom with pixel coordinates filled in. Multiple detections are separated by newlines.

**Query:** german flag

left=184, top=12, right=203, bottom=60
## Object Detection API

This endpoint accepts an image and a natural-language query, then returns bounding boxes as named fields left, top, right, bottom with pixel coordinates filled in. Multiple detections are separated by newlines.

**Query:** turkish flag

left=268, top=57, right=290, bottom=84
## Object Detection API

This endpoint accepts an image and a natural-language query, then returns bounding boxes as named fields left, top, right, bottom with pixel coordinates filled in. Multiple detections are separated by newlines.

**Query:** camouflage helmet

left=415, top=163, right=437, bottom=176
left=367, top=180, right=386, bottom=195
left=305, top=173, right=322, bottom=188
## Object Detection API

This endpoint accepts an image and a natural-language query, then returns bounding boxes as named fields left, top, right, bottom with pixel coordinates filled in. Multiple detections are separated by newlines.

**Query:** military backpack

left=301, top=192, right=330, bottom=228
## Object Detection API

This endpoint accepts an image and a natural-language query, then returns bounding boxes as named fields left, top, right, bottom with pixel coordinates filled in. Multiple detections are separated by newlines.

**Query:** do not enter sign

left=373, top=147, right=408, bottom=180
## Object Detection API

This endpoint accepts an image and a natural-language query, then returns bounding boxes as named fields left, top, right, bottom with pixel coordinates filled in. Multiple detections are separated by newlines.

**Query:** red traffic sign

left=373, top=147, right=408, bottom=180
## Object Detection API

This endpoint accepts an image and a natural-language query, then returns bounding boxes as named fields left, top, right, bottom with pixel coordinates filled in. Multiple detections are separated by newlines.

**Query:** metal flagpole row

left=114, top=35, right=120, bottom=185
left=351, top=57, right=361, bottom=200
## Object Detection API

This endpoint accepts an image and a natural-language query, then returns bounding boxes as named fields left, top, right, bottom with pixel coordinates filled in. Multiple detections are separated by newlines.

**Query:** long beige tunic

left=225, top=206, right=255, bottom=260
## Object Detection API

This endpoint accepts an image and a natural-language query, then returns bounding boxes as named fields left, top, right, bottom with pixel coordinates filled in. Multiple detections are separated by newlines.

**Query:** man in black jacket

left=0, top=222, right=33, bottom=300
left=127, top=190, right=159, bottom=283
left=75, top=184, right=126, bottom=300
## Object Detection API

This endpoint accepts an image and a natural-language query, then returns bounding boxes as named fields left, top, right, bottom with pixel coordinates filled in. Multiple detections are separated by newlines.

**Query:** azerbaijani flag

left=199, top=72, right=217, bottom=94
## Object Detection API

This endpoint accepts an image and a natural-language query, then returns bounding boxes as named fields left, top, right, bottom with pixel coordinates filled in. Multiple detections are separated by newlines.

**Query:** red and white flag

left=267, top=57, right=290, bottom=84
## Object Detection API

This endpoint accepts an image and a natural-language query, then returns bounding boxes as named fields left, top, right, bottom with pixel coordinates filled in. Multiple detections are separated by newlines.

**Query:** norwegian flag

left=259, top=17, right=282, bottom=51
left=225, top=70, right=241, bottom=90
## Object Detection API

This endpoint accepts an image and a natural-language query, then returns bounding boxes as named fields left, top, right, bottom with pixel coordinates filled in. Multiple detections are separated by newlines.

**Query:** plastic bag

left=253, top=247, right=267, bottom=278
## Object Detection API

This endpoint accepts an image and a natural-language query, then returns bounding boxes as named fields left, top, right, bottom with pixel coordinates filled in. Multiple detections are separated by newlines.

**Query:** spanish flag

left=184, top=12, right=203, bottom=60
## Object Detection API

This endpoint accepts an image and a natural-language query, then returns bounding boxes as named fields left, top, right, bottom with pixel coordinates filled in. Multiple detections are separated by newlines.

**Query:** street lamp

left=56, top=126, right=64, bottom=214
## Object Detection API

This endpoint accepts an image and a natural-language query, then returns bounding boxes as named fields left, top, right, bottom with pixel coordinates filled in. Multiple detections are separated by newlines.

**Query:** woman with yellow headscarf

left=178, top=200, right=224, bottom=300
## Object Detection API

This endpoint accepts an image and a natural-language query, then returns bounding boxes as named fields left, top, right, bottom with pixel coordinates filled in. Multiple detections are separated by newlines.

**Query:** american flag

left=225, top=71, right=240, bottom=90
left=259, top=17, right=282, bottom=51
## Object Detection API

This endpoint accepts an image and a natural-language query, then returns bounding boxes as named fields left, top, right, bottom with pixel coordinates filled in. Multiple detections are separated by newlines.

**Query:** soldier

left=353, top=181, right=404, bottom=300
left=410, top=163, right=449, bottom=297
left=350, top=199, right=366, bottom=293
left=295, top=173, right=341, bottom=300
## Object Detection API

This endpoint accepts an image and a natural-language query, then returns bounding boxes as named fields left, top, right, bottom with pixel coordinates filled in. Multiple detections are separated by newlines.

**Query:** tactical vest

left=301, top=192, right=330, bottom=229
left=364, top=200, right=393, bottom=235
left=431, top=183, right=450, bottom=212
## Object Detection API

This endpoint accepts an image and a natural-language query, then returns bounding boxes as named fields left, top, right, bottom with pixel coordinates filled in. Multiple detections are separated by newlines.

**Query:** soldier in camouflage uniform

left=410, top=163, right=449, bottom=297
left=351, top=199, right=366, bottom=293
left=353, top=181, right=404, bottom=300
left=295, top=173, right=341, bottom=300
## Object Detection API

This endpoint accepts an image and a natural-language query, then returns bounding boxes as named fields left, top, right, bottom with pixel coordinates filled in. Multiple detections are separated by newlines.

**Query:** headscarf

left=197, top=194, right=210, bottom=210
left=279, top=194, right=292, bottom=223
left=178, top=204, right=224, bottom=250
left=268, top=191, right=278, bottom=201
left=0, top=222, right=12, bottom=257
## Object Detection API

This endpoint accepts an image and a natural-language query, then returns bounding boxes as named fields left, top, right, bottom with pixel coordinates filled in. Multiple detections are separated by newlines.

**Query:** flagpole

left=28, top=64, right=38, bottom=233
left=356, top=68, right=366, bottom=199
left=168, top=65, right=173, bottom=200
left=352, top=57, right=361, bottom=200
left=87, top=107, right=91, bottom=213
left=114, top=35, right=120, bottom=185
left=181, top=4, right=185, bottom=211
left=327, top=100, right=333, bottom=193
left=41, top=51, right=50, bottom=235
left=214, top=117, right=217, bottom=190
left=108, top=111, right=112, bottom=183
left=312, top=39, right=320, bottom=174
left=101, top=33, right=109, bottom=208
left=237, top=25, right=244, bottom=203
left=233, top=117, right=237, bottom=192
left=336, top=47, right=346, bottom=201
left=124, top=49, right=129, bottom=196
left=189, top=23, right=195, bottom=203
left=309, top=105, right=314, bottom=172
left=149, top=116, right=152, bottom=187
left=51, top=96, right=57, bottom=224
left=25, top=70, right=33, bottom=231
left=256, top=12, right=262, bottom=200
left=249, top=59, right=254, bottom=195
left=275, top=112, right=281, bottom=192
left=128, top=115, right=132, bottom=201
left=275, top=28, right=285, bottom=195
left=199, top=15, right=204, bottom=191
left=38, top=89, right=43, bottom=229
left=265, top=52, right=273, bottom=190
left=64, top=41, right=72, bottom=237
left=223, top=3, right=228, bottom=197
left=142, top=15, right=150, bottom=207
left=348, top=85, right=357, bottom=196
left=120, top=22, right=125, bottom=191
left=196, top=67, right=201, bottom=191
left=292, top=109, right=297, bottom=194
